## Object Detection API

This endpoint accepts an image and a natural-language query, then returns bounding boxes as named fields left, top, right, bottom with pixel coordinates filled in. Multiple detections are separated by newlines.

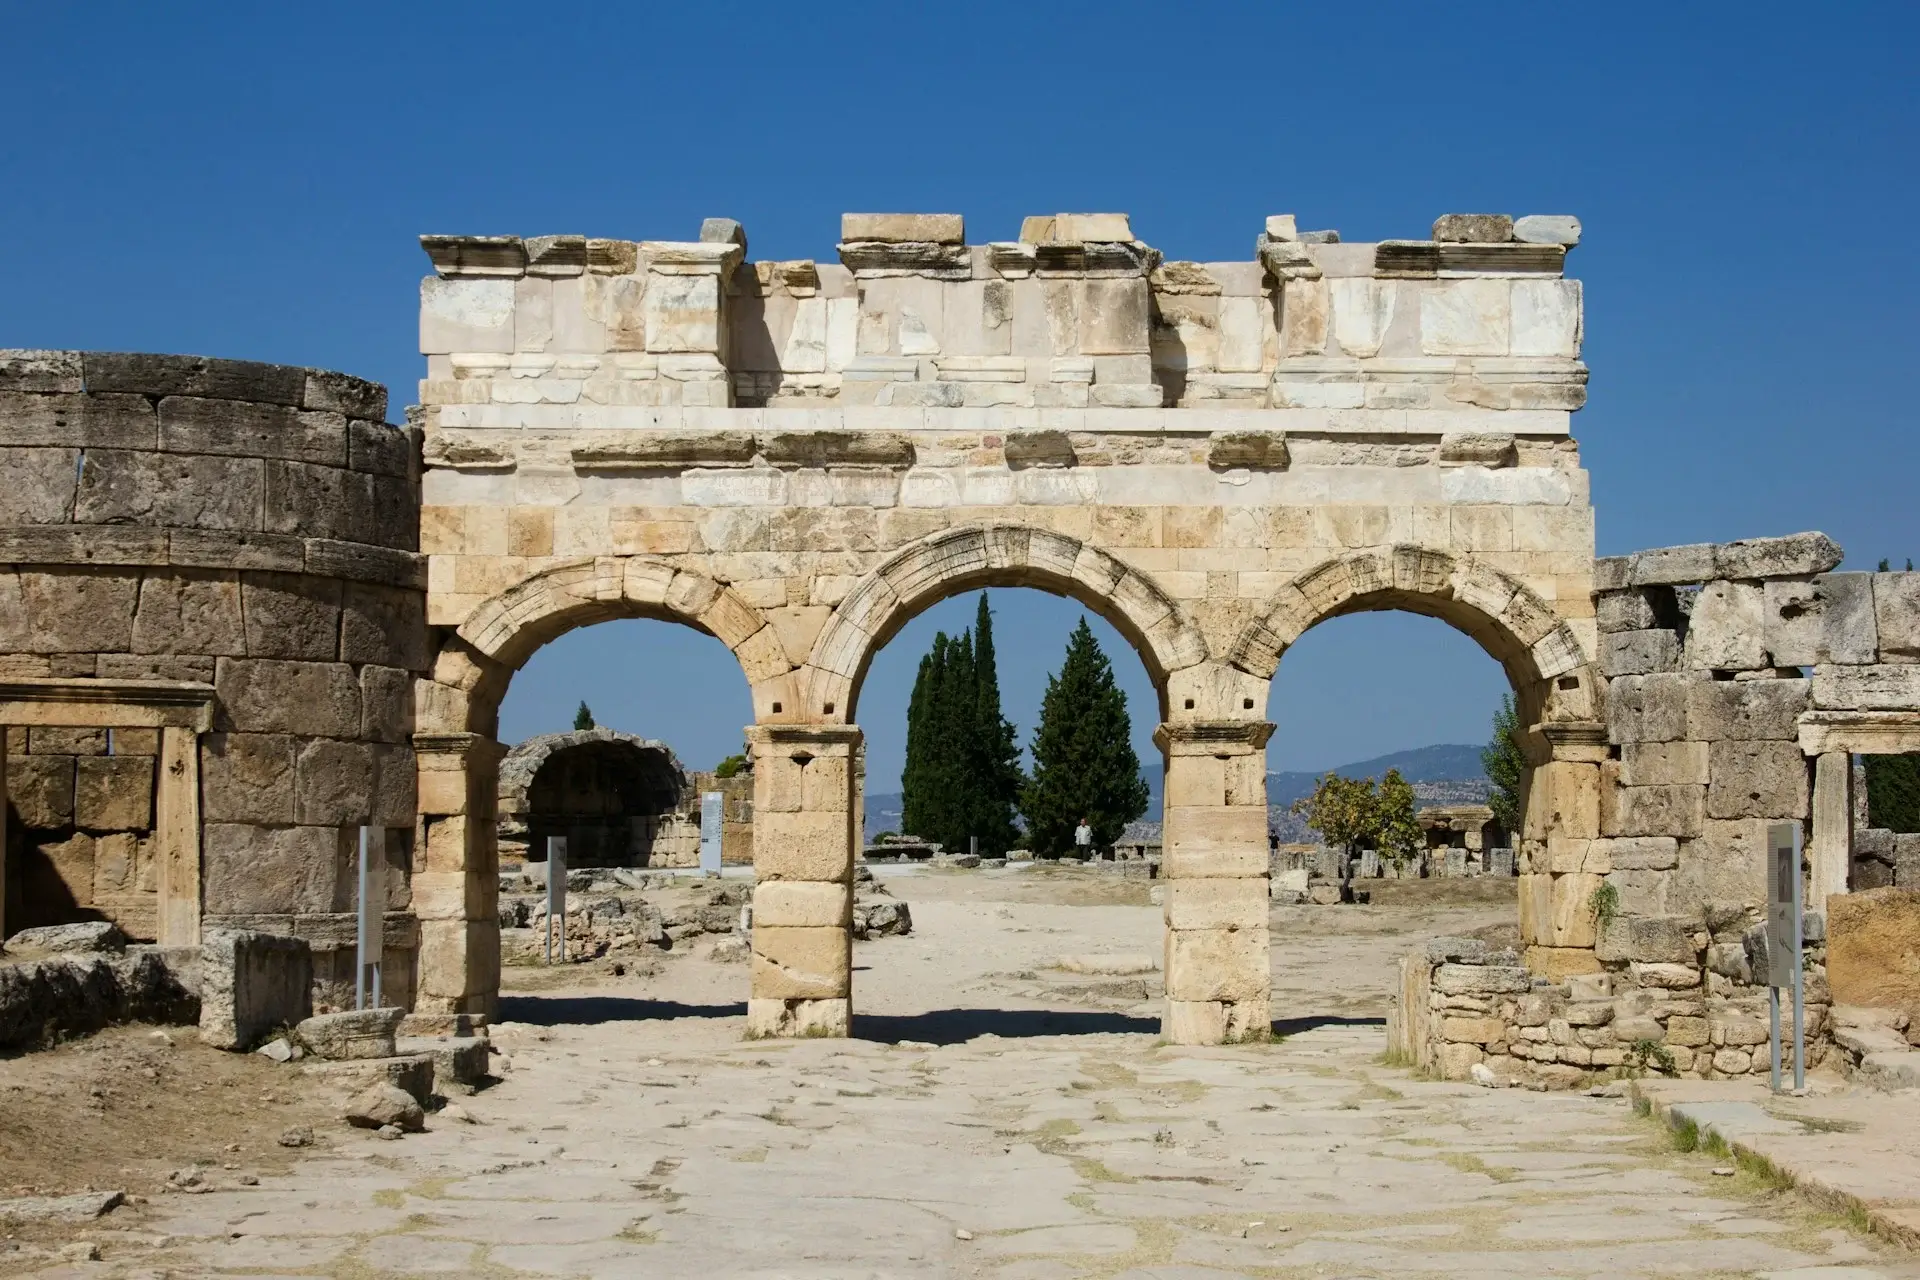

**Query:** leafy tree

left=1292, top=773, right=1380, bottom=862
left=714, top=753, right=747, bottom=779
left=1866, top=754, right=1920, bottom=833
left=1376, top=768, right=1424, bottom=866
left=1020, top=619, right=1149, bottom=854
left=1481, top=692, right=1526, bottom=838
left=573, top=701, right=595, bottom=730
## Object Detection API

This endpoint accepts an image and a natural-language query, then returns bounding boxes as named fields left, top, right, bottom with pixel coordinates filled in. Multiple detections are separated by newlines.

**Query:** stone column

left=1519, top=722, right=1608, bottom=979
left=1157, top=720, right=1274, bottom=1045
left=747, top=723, right=860, bottom=1038
left=1810, top=750, right=1853, bottom=904
left=412, top=732, right=505, bottom=1017
left=153, top=727, right=202, bottom=947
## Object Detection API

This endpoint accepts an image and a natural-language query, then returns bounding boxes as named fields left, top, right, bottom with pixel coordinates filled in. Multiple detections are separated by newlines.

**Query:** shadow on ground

left=1272, top=1014, right=1387, bottom=1037
left=855, top=1008, right=1161, bottom=1044
left=498, top=995, right=748, bottom=1027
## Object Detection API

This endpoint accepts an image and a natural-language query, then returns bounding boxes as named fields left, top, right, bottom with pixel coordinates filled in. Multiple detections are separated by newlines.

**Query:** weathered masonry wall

left=0, top=351, right=426, bottom=1009
left=1396, top=534, right=1920, bottom=1083
left=413, top=210, right=1603, bottom=1037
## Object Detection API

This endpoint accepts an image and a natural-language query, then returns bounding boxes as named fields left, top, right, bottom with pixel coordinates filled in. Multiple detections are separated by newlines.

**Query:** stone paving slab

left=1636, top=1076, right=1920, bottom=1253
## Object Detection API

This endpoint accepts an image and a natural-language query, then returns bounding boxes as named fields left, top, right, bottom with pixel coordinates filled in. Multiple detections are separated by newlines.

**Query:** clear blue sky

left=4, top=2, right=1914, bottom=786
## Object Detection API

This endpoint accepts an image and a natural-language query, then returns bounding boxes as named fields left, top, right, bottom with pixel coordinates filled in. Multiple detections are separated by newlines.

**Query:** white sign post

left=355, top=826, right=382, bottom=1010
left=545, top=835, right=568, bottom=964
left=699, top=792, right=724, bottom=876
left=1766, top=821, right=1805, bottom=1093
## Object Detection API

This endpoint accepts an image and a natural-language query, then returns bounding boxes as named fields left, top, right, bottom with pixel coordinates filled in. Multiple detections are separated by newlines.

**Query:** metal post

left=1769, top=985, right=1781, bottom=1092
left=545, top=835, right=568, bottom=963
left=356, top=826, right=382, bottom=1010
left=1792, top=822, right=1806, bottom=1091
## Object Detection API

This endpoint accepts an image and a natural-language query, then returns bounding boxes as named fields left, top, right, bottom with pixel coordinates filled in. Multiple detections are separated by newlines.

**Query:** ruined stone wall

left=0, top=351, right=425, bottom=1008
left=1399, top=533, right=1920, bottom=1083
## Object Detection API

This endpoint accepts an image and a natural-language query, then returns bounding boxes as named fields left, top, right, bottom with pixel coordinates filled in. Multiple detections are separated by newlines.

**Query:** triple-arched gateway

left=410, top=211, right=1604, bottom=1041
left=11, top=212, right=1909, bottom=1067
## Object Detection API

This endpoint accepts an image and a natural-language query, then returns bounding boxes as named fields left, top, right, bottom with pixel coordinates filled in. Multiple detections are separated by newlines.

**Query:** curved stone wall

left=0, top=351, right=425, bottom=1008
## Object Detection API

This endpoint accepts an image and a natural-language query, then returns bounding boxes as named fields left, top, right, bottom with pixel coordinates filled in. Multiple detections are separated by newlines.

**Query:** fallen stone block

left=305, top=1053, right=435, bottom=1104
left=396, top=1036, right=490, bottom=1091
left=344, top=1084, right=425, bottom=1132
left=296, top=1007, right=404, bottom=1060
left=1861, top=1050, right=1920, bottom=1090
left=3, top=922, right=126, bottom=954
left=0, top=949, right=198, bottom=1049
left=198, top=930, right=311, bottom=1051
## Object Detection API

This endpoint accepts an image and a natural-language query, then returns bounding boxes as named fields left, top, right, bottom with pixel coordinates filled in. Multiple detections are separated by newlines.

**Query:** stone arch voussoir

left=1227, top=545, right=1592, bottom=691
left=805, top=522, right=1207, bottom=724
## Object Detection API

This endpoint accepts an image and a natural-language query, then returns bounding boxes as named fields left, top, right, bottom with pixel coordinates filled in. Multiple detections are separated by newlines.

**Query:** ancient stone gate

left=410, top=211, right=1604, bottom=1041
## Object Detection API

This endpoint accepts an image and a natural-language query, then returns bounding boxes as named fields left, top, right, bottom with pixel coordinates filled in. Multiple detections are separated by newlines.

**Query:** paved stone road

left=99, top=1012, right=1917, bottom=1279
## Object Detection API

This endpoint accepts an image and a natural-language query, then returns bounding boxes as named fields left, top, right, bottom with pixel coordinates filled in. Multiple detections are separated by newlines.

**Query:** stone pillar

left=412, top=732, right=505, bottom=1017
left=1811, top=750, right=1853, bottom=903
left=1519, top=722, right=1608, bottom=979
left=1157, top=720, right=1274, bottom=1045
left=747, top=724, right=860, bottom=1038
left=153, top=727, right=202, bottom=947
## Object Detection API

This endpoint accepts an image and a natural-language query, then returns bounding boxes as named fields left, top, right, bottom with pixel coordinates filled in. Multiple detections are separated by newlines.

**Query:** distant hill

left=864, top=743, right=1489, bottom=844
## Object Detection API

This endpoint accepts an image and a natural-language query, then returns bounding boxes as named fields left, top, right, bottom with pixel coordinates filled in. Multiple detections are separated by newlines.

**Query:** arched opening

left=499, top=731, right=694, bottom=869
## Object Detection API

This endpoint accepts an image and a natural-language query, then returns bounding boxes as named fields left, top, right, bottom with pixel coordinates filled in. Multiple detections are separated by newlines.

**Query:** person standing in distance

left=1074, top=816, right=1093, bottom=858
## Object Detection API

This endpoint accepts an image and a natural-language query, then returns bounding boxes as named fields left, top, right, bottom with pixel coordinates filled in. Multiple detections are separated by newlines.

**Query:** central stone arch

left=802, top=522, right=1210, bottom=723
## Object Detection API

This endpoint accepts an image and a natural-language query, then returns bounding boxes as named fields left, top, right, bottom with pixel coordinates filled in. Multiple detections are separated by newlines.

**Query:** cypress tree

left=1020, top=618, right=1150, bottom=855
left=901, top=642, right=940, bottom=841
left=573, top=701, right=595, bottom=730
left=966, top=593, right=1025, bottom=855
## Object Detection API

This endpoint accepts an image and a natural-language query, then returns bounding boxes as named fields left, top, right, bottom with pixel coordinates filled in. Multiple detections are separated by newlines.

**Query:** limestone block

left=1631, top=962, right=1699, bottom=990
left=297, top=1007, right=403, bottom=1060
left=1762, top=577, right=1822, bottom=667
left=1678, top=819, right=1771, bottom=909
left=1686, top=677, right=1808, bottom=740
left=1437, top=432, right=1517, bottom=467
left=263, top=460, right=350, bottom=539
left=0, top=446, right=79, bottom=523
left=1433, top=214, right=1514, bottom=243
left=1826, top=888, right=1920, bottom=1014
left=295, top=738, right=375, bottom=825
left=1215, top=296, right=1266, bottom=371
left=1510, top=280, right=1582, bottom=358
left=198, top=930, right=312, bottom=1051
left=1715, top=532, right=1843, bottom=580
left=1619, top=742, right=1708, bottom=788
left=1420, top=280, right=1509, bottom=355
left=15, top=568, right=140, bottom=652
left=1630, top=543, right=1716, bottom=587
left=128, top=569, right=245, bottom=657
left=1080, top=279, right=1149, bottom=355
left=746, top=997, right=849, bottom=1039
left=1329, top=279, right=1395, bottom=358
left=1818, top=573, right=1880, bottom=663
left=1613, top=785, right=1704, bottom=838
left=841, top=214, right=964, bottom=244
left=1165, top=927, right=1269, bottom=1002
left=751, top=926, right=850, bottom=1000
left=1685, top=580, right=1765, bottom=670
left=753, top=811, right=854, bottom=881
left=1873, top=573, right=1920, bottom=659
left=203, top=822, right=344, bottom=914
left=1602, top=630, right=1680, bottom=677
left=7, top=755, right=74, bottom=826
left=420, top=278, right=515, bottom=355
left=1513, top=215, right=1582, bottom=246
left=1547, top=871, right=1603, bottom=947
left=341, top=584, right=431, bottom=671
left=1596, top=589, right=1662, bottom=635
left=369, top=744, right=416, bottom=828
left=74, top=757, right=153, bottom=831
left=201, top=733, right=297, bottom=824
left=1432, top=963, right=1531, bottom=996
left=1706, top=740, right=1809, bottom=819
left=1595, top=916, right=1696, bottom=965
left=1163, top=879, right=1269, bottom=931
left=645, top=274, right=723, bottom=354
left=216, top=658, right=362, bottom=738
left=1281, top=279, right=1327, bottom=355
left=239, top=572, right=342, bottom=660
left=753, top=881, right=851, bottom=928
